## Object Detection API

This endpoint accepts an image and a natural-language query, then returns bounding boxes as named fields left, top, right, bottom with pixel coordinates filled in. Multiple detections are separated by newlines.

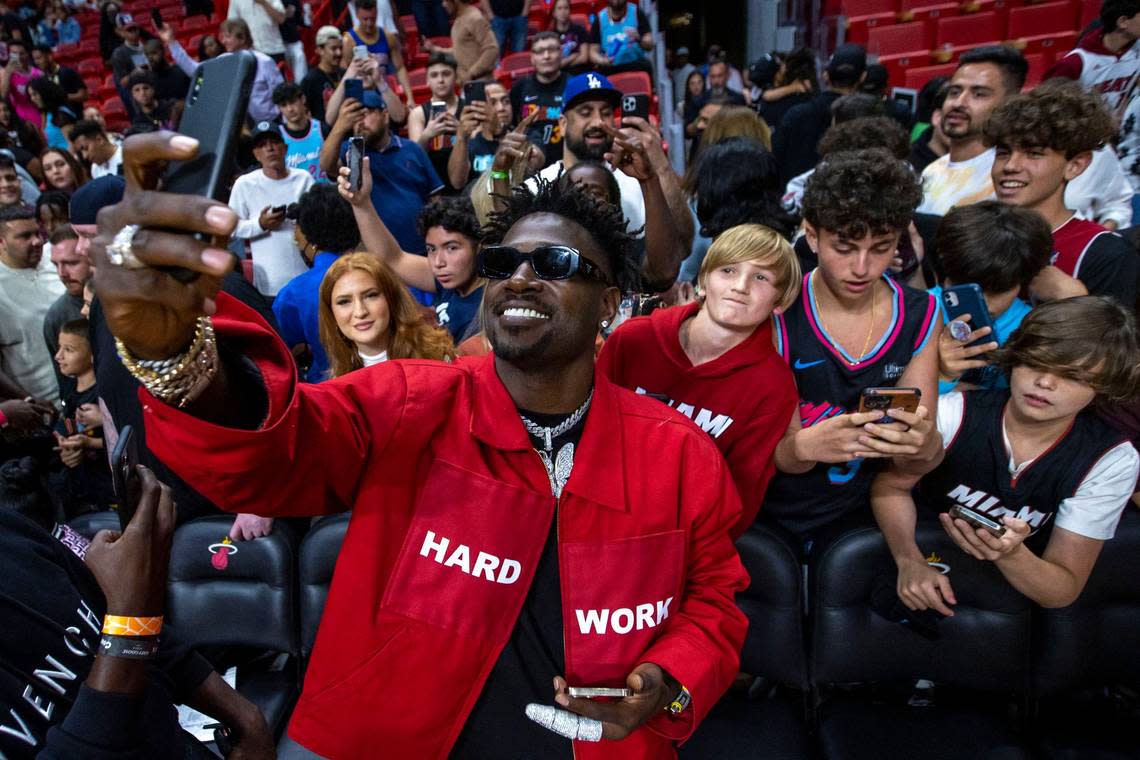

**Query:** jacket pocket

left=379, top=458, right=554, bottom=644
left=561, top=529, right=687, bottom=685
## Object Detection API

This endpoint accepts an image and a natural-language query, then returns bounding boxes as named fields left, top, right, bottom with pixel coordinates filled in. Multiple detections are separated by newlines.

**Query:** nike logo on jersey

left=793, top=358, right=825, bottom=370
left=635, top=388, right=734, bottom=438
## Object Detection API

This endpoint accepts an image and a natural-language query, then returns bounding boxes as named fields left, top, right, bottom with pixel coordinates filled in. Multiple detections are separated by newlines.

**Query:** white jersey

left=1053, top=30, right=1140, bottom=119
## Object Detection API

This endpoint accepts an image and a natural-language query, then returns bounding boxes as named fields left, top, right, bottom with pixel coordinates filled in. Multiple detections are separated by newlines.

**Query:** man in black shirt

left=142, top=40, right=191, bottom=104
left=487, top=0, right=529, bottom=55
left=450, top=79, right=512, bottom=189
left=30, top=45, right=86, bottom=110
left=510, top=31, right=568, bottom=168
left=772, top=43, right=867, bottom=186
left=300, top=25, right=345, bottom=125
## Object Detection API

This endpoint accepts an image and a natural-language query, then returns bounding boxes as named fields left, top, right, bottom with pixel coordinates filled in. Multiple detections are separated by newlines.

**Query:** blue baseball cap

left=360, top=90, right=387, bottom=110
left=562, top=72, right=623, bottom=110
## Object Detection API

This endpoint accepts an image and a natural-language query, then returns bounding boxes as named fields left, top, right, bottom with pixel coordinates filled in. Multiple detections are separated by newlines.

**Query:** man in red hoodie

left=89, top=132, right=748, bottom=759
left=598, top=223, right=801, bottom=536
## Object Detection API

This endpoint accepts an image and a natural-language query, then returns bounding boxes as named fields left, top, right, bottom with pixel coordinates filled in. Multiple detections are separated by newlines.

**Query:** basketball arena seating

left=828, top=0, right=1090, bottom=93
left=67, top=506, right=1140, bottom=756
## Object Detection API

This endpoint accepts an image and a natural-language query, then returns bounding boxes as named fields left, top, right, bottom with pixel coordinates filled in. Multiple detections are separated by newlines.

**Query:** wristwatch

left=666, top=684, right=691, bottom=717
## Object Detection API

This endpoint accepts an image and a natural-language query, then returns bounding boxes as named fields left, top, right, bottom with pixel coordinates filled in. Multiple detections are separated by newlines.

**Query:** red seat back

left=609, top=70, right=652, bottom=95
left=867, top=20, right=933, bottom=56
left=1006, top=0, right=1078, bottom=39
left=935, top=10, right=1004, bottom=47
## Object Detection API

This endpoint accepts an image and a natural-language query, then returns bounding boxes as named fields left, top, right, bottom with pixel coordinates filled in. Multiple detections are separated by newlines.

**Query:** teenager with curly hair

left=760, top=149, right=943, bottom=542
left=986, top=79, right=1138, bottom=307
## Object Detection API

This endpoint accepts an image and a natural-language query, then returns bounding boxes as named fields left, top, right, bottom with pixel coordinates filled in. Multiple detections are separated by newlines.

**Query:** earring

left=600, top=320, right=610, bottom=329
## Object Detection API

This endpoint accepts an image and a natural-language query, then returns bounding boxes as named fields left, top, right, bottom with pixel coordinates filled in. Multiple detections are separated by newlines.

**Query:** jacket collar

left=469, top=355, right=629, bottom=512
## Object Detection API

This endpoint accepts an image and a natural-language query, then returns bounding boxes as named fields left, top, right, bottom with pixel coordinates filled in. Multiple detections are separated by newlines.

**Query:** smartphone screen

left=858, top=387, right=920, bottom=424
left=353, top=44, right=369, bottom=61
left=344, top=78, right=364, bottom=103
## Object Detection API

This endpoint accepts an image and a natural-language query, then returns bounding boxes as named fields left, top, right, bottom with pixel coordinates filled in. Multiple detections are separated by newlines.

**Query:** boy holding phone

left=987, top=80, right=1138, bottom=307
left=930, top=201, right=1052, bottom=394
left=52, top=318, right=114, bottom=515
left=872, top=297, right=1140, bottom=615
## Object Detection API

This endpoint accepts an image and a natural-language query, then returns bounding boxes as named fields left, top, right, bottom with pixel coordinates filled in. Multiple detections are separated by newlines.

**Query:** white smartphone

left=567, top=687, right=632, bottom=699
left=353, top=44, right=369, bottom=61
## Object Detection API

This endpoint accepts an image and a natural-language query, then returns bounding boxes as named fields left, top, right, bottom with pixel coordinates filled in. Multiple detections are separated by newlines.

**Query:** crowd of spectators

left=1, top=0, right=1140, bottom=756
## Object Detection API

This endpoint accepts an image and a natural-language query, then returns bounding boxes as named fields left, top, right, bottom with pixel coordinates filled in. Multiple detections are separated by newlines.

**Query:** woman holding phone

left=318, top=252, right=455, bottom=377
left=759, top=149, right=942, bottom=545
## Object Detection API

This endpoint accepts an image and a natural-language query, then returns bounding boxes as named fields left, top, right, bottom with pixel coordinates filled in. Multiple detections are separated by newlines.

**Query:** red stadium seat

left=609, top=70, right=652, bottom=95
left=879, top=51, right=935, bottom=84
left=898, top=0, right=960, bottom=22
left=82, top=75, right=101, bottom=92
left=400, top=14, right=418, bottom=34
left=54, top=42, right=79, bottom=61
left=903, top=61, right=958, bottom=88
left=866, top=20, right=932, bottom=57
left=1005, top=0, right=1080, bottom=54
left=843, top=0, right=901, bottom=46
left=78, top=39, right=100, bottom=56
left=103, top=98, right=127, bottom=116
left=78, top=58, right=104, bottom=76
left=1023, top=51, right=1049, bottom=87
left=500, top=51, right=533, bottom=72
left=180, top=14, right=211, bottom=33
left=934, top=10, right=1004, bottom=48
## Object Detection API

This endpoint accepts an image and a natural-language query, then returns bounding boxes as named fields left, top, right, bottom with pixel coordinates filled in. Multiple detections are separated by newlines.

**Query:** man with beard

left=320, top=89, right=443, bottom=256
left=532, top=72, right=692, bottom=288
left=916, top=45, right=1027, bottom=216
left=0, top=205, right=62, bottom=403
left=88, top=130, right=748, bottom=758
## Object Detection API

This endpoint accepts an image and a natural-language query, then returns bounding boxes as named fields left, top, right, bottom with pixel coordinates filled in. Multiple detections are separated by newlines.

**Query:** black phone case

left=620, top=93, right=650, bottom=121
left=344, top=78, right=364, bottom=103
left=110, top=425, right=141, bottom=531
left=942, top=284, right=995, bottom=349
left=464, top=81, right=486, bottom=102
left=160, top=51, right=256, bottom=282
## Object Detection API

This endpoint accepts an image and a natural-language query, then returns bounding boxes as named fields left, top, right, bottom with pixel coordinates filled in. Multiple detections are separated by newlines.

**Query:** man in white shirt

left=917, top=46, right=1026, bottom=216
left=531, top=72, right=692, bottom=287
left=68, top=120, right=122, bottom=179
left=229, top=121, right=315, bottom=296
left=0, top=206, right=65, bottom=403
left=227, top=0, right=286, bottom=59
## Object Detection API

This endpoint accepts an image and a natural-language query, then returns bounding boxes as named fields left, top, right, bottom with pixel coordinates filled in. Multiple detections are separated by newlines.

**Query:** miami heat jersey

left=761, top=272, right=939, bottom=539
left=918, top=390, right=1129, bottom=553
left=1051, top=216, right=1138, bottom=308
left=1058, top=31, right=1140, bottom=118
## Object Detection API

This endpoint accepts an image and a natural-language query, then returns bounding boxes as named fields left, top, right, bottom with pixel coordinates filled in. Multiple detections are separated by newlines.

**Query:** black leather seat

left=811, top=523, right=1033, bottom=760
left=298, top=512, right=350, bottom=660
left=681, top=525, right=811, bottom=759
left=1031, top=508, right=1140, bottom=759
left=166, top=516, right=301, bottom=739
left=67, top=510, right=121, bottom=538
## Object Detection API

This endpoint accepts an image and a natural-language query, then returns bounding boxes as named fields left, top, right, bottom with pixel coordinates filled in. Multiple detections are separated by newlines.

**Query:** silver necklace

left=519, top=389, right=593, bottom=498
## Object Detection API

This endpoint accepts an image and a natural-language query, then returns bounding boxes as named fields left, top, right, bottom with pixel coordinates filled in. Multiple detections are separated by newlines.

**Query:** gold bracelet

left=102, top=614, right=164, bottom=636
left=116, top=317, right=219, bottom=408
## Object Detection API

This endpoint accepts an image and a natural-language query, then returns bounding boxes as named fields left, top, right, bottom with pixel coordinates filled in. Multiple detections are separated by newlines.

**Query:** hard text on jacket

left=420, top=529, right=522, bottom=584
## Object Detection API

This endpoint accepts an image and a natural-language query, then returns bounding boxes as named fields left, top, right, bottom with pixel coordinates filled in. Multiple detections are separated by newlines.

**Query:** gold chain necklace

left=812, top=271, right=877, bottom=366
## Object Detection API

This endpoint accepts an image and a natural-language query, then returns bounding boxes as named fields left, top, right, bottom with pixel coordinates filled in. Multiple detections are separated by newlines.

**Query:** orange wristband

left=102, top=615, right=163, bottom=637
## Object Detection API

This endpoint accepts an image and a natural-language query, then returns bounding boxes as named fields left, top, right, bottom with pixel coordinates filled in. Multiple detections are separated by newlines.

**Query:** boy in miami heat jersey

left=598, top=224, right=801, bottom=537
left=986, top=81, right=1139, bottom=308
left=760, top=150, right=942, bottom=543
left=872, top=297, right=1139, bottom=615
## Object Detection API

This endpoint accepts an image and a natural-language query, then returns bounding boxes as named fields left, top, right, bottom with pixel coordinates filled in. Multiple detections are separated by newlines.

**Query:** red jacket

left=141, top=295, right=749, bottom=759
left=597, top=303, right=799, bottom=537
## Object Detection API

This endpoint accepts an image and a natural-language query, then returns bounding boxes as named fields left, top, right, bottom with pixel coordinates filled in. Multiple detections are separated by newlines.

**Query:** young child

left=931, top=201, right=1053, bottom=394
left=872, top=297, right=1140, bottom=615
left=597, top=223, right=802, bottom=536
left=986, top=80, right=1137, bottom=307
left=52, top=319, right=113, bottom=516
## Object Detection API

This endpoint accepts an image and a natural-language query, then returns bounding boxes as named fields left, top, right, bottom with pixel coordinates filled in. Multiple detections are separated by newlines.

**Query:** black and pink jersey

left=761, top=272, right=939, bottom=540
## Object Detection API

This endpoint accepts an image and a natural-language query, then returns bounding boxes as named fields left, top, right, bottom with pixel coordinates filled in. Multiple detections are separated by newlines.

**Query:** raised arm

left=336, top=157, right=436, bottom=292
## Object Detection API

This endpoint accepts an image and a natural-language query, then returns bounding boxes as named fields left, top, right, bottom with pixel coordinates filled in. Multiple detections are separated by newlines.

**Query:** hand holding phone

left=111, top=425, right=142, bottom=530
left=858, top=387, right=920, bottom=425
left=150, top=7, right=163, bottom=29
left=343, top=78, right=364, bottom=104
left=620, top=93, right=651, bottom=122
left=948, top=505, right=1006, bottom=538
left=347, top=136, right=365, bottom=192
left=85, top=462, right=177, bottom=617
left=463, top=80, right=486, bottom=103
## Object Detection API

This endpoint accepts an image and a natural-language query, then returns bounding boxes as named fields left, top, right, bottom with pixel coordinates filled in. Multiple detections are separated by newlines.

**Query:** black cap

left=70, top=176, right=125, bottom=225
left=749, top=54, right=780, bottom=90
left=251, top=120, right=284, bottom=145
left=827, top=43, right=867, bottom=86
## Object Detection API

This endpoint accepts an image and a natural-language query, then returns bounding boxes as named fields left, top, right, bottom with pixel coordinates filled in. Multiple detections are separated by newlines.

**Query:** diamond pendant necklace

left=519, top=388, right=594, bottom=498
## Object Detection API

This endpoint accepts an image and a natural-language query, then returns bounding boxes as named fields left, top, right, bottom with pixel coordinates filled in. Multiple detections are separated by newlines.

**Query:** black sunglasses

left=477, top=245, right=612, bottom=285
